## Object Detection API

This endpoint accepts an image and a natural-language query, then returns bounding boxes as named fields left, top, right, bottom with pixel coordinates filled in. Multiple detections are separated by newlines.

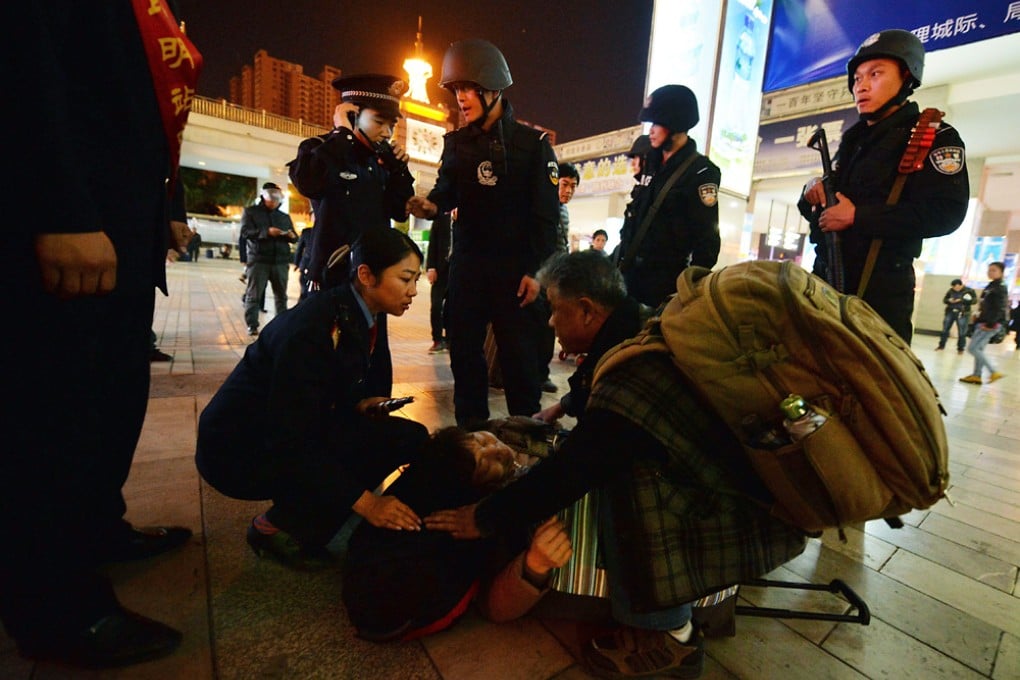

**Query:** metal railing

left=191, top=95, right=330, bottom=137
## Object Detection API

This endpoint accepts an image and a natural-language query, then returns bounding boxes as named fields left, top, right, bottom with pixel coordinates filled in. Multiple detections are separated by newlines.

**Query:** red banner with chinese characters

left=131, top=0, right=203, bottom=187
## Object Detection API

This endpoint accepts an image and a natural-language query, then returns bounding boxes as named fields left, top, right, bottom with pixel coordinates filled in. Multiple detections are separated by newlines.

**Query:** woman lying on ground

left=342, top=425, right=572, bottom=641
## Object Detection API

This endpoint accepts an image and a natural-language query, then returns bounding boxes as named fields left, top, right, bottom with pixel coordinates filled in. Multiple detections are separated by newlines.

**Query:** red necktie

left=368, top=324, right=378, bottom=354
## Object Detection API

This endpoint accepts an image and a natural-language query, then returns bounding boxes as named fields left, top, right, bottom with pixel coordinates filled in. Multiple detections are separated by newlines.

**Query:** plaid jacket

left=589, top=351, right=806, bottom=611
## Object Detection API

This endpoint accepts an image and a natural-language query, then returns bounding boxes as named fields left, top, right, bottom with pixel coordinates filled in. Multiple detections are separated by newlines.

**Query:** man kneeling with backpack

left=427, top=251, right=807, bottom=679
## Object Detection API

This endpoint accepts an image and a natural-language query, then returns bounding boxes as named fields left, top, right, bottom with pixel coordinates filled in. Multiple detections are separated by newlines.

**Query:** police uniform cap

left=638, top=85, right=699, bottom=133
left=331, top=73, right=407, bottom=118
left=626, top=134, right=652, bottom=158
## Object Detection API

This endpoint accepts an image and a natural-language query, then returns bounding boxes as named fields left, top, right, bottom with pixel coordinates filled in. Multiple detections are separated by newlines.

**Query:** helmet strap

left=859, top=83, right=912, bottom=122
left=476, top=88, right=502, bottom=126
left=662, top=130, right=679, bottom=152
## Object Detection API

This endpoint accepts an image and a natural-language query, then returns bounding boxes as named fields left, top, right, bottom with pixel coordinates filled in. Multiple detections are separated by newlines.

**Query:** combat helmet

left=625, top=134, right=652, bottom=158
left=638, top=85, right=699, bottom=133
left=439, top=39, right=512, bottom=91
left=846, top=29, right=924, bottom=94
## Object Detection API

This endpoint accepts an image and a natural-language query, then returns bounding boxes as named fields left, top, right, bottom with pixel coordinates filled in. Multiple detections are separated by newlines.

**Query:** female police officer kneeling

left=196, top=228, right=428, bottom=570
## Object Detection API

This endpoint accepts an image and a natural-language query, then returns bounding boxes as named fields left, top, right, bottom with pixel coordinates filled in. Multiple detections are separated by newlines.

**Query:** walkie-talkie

left=375, top=139, right=407, bottom=172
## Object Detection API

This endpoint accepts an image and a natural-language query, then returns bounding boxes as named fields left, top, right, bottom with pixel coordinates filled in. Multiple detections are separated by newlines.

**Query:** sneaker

left=989, top=372, right=1005, bottom=383
left=583, top=627, right=704, bottom=679
left=541, top=379, right=559, bottom=393
left=428, top=340, right=448, bottom=353
left=959, top=375, right=983, bottom=385
left=245, top=522, right=333, bottom=571
left=247, top=326, right=259, bottom=337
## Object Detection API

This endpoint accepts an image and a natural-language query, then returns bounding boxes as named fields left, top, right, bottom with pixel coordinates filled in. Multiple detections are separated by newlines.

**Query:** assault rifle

left=807, top=128, right=845, bottom=292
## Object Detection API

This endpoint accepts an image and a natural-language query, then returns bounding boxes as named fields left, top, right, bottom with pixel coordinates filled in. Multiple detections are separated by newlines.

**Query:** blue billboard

left=754, top=107, right=858, bottom=178
left=764, top=0, right=1020, bottom=91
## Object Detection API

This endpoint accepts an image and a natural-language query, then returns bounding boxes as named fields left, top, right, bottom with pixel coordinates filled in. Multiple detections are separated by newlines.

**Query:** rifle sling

left=618, top=152, right=700, bottom=273
left=857, top=108, right=943, bottom=298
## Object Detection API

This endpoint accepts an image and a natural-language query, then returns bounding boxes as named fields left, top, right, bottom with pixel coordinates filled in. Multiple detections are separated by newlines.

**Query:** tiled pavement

left=2, top=256, right=1018, bottom=679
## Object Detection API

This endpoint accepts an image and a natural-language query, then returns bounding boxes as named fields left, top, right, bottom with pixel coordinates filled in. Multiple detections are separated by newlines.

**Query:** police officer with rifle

left=798, top=29, right=969, bottom=343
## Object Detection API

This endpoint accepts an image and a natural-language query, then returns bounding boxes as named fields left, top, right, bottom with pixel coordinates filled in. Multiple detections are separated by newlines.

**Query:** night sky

left=176, top=0, right=654, bottom=143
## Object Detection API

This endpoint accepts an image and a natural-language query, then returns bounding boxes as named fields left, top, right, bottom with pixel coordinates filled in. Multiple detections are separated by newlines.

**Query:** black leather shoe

left=150, top=348, right=173, bottom=362
left=542, top=379, right=559, bottom=393
left=101, top=526, right=192, bottom=563
left=248, top=326, right=259, bottom=336
left=246, top=523, right=333, bottom=571
left=17, top=608, right=182, bottom=668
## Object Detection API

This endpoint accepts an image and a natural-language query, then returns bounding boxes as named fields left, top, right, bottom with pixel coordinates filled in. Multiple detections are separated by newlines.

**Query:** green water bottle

left=780, top=394, right=827, bottom=442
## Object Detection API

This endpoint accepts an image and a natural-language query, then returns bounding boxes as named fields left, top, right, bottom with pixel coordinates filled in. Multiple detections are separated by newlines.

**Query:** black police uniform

left=798, top=101, right=968, bottom=342
left=427, top=101, right=560, bottom=425
left=425, top=211, right=453, bottom=344
left=7, top=2, right=198, bottom=649
left=196, top=284, right=428, bottom=547
left=618, top=140, right=721, bottom=309
left=293, top=224, right=315, bottom=301
left=289, top=127, right=414, bottom=289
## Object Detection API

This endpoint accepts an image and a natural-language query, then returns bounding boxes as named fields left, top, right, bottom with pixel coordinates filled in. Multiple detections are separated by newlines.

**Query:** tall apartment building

left=226, top=49, right=556, bottom=143
left=229, top=50, right=342, bottom=128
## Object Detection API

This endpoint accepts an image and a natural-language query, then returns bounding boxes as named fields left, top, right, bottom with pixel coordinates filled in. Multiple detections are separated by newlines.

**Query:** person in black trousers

left=5, top=2, right=201, bottom=667
left=196, top=228, right=429, bottom=570
left=425, top=209, right=453, bottom=352
left=293, top=221, right=316, bottom=302
left=407, top=39, right=560, bottom=428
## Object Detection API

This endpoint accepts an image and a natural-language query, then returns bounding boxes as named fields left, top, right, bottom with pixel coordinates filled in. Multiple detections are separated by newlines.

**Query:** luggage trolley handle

left=734, top=578, right=871, bottom=625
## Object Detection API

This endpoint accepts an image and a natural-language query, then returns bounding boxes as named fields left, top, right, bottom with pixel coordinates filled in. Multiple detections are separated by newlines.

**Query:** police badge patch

left=477, top=161, right=497, bottom=186
left=698, top=183, right=719, bottom=207
left=929, top=146, right=964, bottom=175
left=861, top=32, right=881, bottom=47
left=548, top=161, right=559, bottom=185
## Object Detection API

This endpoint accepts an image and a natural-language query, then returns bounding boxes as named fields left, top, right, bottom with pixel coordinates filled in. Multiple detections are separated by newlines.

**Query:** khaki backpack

left=594, top=260, right=949, bottom=532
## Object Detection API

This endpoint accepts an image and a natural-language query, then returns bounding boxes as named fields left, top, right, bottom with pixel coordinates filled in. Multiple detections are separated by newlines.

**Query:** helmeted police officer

left=289, top=74, right=414, bottom=290
left=615, top=85, right=721, bottom=309
left=407, top=39, right=560, bottom=428
left=798, top=29, right=969, bottom=342
left=625, top=133, right=652, bottom=186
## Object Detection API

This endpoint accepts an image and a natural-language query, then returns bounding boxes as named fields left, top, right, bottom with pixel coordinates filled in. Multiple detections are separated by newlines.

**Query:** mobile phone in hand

left=372, top=396, right=414, bottom=414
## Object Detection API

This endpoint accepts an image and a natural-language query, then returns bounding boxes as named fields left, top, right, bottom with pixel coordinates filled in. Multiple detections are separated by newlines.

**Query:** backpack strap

left=617, top=152, right=701, bottom=273
left=857, top=108, right=944, bottom=297
left=592, top=318, right=670, bottom=385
